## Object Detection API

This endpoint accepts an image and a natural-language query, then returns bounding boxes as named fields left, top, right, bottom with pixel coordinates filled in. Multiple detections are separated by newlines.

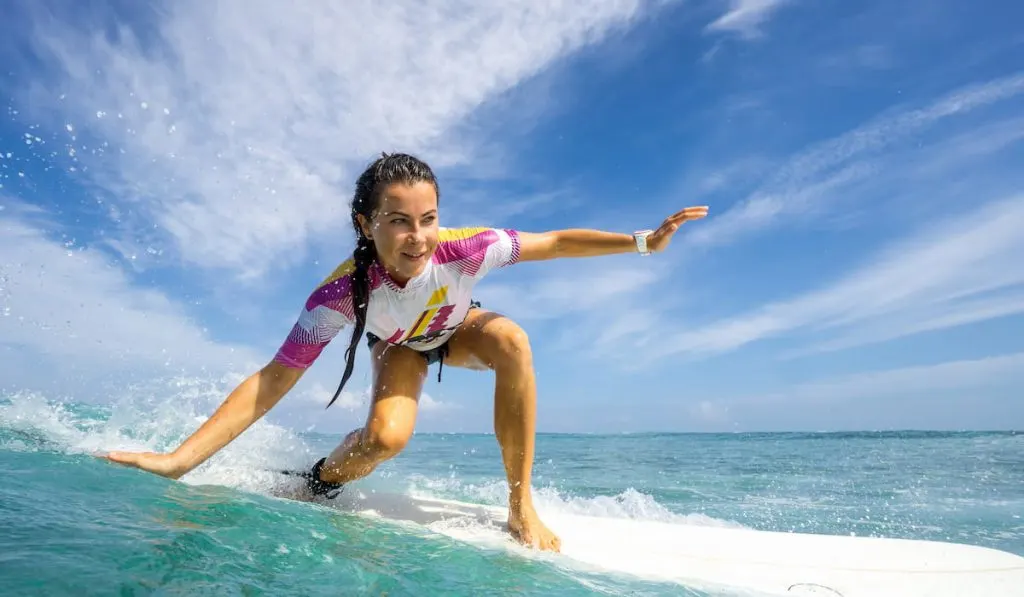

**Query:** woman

left=104, top=153, right=709, bottom=552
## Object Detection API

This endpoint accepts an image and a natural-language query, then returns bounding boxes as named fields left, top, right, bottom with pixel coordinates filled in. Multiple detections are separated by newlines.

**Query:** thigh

left=363, top=340, right=429, bottom=438
left=444, top=308, right=530, bottom=371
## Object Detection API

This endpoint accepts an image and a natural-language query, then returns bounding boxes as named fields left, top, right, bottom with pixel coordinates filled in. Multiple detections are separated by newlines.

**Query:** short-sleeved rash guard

left=273, top=227, right=521, bottom=369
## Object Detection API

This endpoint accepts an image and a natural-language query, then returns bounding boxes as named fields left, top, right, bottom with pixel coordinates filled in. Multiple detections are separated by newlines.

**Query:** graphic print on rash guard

left=273, top=227, right=521, bottom=369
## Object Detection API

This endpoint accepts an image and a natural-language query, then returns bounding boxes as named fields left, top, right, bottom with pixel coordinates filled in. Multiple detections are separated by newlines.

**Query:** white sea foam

left=5, top=390, right=1022, bottom=596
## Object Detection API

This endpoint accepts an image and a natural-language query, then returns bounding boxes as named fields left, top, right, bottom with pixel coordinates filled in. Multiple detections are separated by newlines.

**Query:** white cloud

left=17, top=0, right=654, bottom=279
left=742, top=352, right=1024, bottom=407
left=690, top=399, right=731, bottom=423
left=475, top=260, right=661, bottom=322
left=0, top=204, right=260, bottom=377
left=420, top=392, right=455, bottom=413
left=686, top=72, right=1024, bottom=249
left=654, top=193, right=1024, bottom=359
left=469, top=75, right=1024, bottom=369
left=296, top=381, right=367, bottom=411
left=293, top=381, right=452, bottom=413
left=705, top=0, right=792, bottom=40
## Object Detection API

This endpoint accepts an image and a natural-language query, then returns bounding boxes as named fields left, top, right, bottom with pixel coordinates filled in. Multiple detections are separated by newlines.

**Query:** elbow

left=258, top=361, right=304, bottom=403
left=548, top=231, right=565, bottom=259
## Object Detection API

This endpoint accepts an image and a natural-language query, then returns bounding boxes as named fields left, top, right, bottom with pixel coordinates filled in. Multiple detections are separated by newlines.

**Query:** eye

left=423, top=215, right=436, bottom=224
left=390, top=217, right=406, bottom=225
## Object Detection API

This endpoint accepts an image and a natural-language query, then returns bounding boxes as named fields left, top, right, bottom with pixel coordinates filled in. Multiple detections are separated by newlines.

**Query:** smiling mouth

left=402, top=252, right=426, bottom=260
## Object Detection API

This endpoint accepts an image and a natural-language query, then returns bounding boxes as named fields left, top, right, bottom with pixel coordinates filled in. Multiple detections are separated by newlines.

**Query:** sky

left=1, top=0, right=1023, bottom=434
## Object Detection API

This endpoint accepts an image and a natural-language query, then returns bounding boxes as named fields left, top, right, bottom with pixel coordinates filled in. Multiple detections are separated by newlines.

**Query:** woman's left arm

left=517, top=205, right=709, bottom=262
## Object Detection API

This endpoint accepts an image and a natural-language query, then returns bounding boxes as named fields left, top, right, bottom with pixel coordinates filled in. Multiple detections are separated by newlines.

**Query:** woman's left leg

left=443, top=308, right=561, bottom=552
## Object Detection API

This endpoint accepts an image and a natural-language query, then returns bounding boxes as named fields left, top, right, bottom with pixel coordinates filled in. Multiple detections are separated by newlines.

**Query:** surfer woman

left=103, top=153, right=709, bottom=552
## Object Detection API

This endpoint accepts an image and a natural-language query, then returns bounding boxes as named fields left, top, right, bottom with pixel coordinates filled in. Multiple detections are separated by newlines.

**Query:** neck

left=379, top=261, right=411, bottom=288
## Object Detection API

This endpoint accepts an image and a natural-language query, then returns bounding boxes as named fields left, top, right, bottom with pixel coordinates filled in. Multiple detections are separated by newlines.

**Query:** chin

left=394, top=256, right=428, bottom=277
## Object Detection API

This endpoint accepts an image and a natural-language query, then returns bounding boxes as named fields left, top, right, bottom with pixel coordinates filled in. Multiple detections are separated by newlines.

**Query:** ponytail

left=326, top=234, right=374, bottom=409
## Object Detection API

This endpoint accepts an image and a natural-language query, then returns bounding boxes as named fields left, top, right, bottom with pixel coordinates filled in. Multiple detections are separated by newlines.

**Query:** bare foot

left=508, top=501, right=561, bottom=552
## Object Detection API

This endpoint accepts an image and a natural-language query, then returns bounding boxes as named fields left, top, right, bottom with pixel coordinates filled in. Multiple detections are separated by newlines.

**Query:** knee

left=363, top=419, right=413, bottom=456
left=488, top=322, right=533, bottom=369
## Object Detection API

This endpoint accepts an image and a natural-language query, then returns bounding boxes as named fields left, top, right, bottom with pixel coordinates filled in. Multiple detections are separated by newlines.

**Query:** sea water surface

left=1, top=387, right=1022, bottom=596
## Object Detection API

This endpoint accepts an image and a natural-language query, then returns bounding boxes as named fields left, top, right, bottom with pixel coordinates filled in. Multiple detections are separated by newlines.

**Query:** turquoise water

left=2, top=388, right=1022, bottom=596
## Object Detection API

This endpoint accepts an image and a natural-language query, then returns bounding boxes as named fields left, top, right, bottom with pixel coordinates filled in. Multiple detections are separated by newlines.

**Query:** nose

left=407, top=223, right=425, bottom=246
left=405, top=227, right=425, bottom=248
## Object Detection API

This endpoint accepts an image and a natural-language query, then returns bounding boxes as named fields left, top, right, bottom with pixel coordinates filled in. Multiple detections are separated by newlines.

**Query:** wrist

left=632, top=230, right=653, bottom=256
left=168, top=449, right=197, bottom=477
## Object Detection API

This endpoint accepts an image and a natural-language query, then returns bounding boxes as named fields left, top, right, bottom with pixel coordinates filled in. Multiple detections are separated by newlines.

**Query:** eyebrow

left=384, top=209, right=437, bottom=218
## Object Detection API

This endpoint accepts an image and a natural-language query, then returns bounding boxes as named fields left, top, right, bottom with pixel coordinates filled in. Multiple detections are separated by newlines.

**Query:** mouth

left=401, top=251, right=427, bottom=262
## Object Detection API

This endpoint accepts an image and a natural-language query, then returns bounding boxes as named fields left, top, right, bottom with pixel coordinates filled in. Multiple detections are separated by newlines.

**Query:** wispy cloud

left=686, top=72, right=1024, bottom=249
left=744, top=352, right=1024, bottom=406
left=685, top=351, right=1024, bottom=430
left=654, top=193, right=1024, bottom=359
left=14, top=0, right=653, bottom=279
left=705, top=0, right=792, bottom=40
left=0, top=202, right=260, bottom=379
left=471, top=73, right=1024, bottom=370
left=475, top=260, right=661, bottom=321
left=295, top=381, right=453, bottom=414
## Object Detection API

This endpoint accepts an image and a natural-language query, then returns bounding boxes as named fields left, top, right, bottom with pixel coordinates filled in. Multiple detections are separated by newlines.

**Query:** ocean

left=2, top=388, right=1022, bottom=596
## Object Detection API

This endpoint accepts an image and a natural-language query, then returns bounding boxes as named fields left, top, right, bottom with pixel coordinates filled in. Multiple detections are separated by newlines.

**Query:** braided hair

left=326, top=152, right=439, bottom=409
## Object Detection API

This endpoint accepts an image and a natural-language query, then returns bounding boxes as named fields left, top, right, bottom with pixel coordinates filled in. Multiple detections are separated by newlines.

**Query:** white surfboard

left=313, top=488, right=1024, bottom=597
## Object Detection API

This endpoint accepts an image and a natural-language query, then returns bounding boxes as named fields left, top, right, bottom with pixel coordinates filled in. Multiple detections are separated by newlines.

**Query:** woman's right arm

left=103, top=361, right=305, bottom=479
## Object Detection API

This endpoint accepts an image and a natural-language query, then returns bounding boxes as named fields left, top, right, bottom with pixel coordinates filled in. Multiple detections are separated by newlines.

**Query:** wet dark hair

left=326, top=152, right=439, bottom=409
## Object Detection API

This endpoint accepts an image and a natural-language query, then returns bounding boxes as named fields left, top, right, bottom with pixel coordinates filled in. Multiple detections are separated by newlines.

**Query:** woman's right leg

left=318, top=341, right=427, bottom=485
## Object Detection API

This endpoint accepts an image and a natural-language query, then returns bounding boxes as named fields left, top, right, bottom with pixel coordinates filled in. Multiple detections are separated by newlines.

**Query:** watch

left=633, top=230, right=653, bottom=256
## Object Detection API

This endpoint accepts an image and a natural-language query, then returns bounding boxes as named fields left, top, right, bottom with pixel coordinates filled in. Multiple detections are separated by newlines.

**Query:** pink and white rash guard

left=273, top=227, right=521, bottom=369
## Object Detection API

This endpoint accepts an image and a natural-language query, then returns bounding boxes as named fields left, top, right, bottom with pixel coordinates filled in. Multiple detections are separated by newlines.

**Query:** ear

left=355, top=213, right=373, bottom=240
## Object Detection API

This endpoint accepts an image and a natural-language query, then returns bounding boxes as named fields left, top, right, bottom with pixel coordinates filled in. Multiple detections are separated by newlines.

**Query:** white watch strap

left=633, top=230, right=653, bottom=256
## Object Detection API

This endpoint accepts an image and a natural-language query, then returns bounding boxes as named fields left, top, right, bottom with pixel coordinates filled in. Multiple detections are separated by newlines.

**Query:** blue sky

left=1, top=0, right=1023, bottom=433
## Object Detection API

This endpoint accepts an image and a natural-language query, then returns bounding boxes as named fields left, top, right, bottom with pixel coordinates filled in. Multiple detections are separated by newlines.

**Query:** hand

left=646, top=205, right=709, bottom=253
left=101, top=450, right=188, bottom=480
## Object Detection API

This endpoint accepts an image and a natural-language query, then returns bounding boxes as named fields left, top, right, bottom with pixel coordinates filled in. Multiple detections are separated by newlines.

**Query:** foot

left=507, top=500, right=561, bottom=552
left=304, top=457, right=345, bottom=499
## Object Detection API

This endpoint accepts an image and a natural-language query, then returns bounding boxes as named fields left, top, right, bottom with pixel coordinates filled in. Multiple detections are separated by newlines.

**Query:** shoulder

left=438, top=227, right=496, bottom=243
left=317, top=258, right=356, bottom=288
left=435, top=227, right=518, bottom=259
left=304, top=258, right=356, bottom=310
left=434, top=227, right=521, bottom=275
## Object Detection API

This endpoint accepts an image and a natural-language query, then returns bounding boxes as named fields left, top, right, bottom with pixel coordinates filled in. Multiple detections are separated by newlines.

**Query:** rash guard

left=273, top=227, right=521, bottom=369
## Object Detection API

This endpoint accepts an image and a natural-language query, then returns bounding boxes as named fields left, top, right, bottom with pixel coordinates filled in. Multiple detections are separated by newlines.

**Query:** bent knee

left=364, top=420, right=413, bottom=456
left=488, top=322, right=533, bottom=366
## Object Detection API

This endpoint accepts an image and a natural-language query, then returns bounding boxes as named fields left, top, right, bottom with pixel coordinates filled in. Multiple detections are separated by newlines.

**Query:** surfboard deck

left=276, top=484, right=1024, bottom=597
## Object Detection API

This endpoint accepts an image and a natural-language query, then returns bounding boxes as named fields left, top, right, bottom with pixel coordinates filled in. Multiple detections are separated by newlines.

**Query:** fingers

left=104, top=451, right=141, bottom=466
left=668, top=205, right=709, bottom=222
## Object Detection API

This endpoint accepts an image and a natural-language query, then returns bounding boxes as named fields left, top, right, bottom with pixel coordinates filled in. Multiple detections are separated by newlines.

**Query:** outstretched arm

left=102, top=264, right=351, bottom=479
left=103, top=361, right=304, bottom=479
left=516, top=205, right=708, bottom=262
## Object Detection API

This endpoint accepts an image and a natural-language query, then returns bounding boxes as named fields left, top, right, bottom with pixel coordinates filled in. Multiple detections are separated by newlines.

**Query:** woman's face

left=359, top=180, right=439, bottom=285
